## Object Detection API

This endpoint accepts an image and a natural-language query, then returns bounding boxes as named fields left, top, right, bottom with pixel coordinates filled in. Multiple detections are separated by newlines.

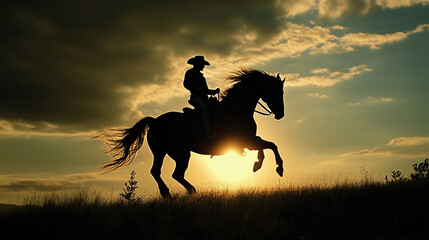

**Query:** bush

left=410, top=158, right=429, bottom=181
left=385, top=170, right=406, bottom=183
left=119, top=170, right=141, bottom=203
left=386, top=158, right=429, bottom=183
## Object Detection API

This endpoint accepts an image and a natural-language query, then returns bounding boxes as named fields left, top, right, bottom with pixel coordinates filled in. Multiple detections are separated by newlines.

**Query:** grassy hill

left=1, top=180, right=428, bottom=239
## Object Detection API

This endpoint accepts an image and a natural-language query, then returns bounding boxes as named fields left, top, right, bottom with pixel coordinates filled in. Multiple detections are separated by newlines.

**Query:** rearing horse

left=97, top=69, right=285, bottom=198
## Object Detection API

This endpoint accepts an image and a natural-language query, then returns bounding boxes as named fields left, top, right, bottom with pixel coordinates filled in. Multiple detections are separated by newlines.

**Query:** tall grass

left=22, top=188, right=108, bottom=207
left=1, top=180, right=428, bottom=239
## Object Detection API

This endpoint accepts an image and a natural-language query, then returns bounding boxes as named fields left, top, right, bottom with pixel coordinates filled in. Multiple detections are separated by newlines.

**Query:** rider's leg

left=190, top=96, right=211, bottom=140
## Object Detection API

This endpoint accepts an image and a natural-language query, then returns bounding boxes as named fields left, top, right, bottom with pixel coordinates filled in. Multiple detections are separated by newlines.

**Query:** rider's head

left=187, top=55, right=210, bottom=71
left=194, top=63, right=205, bottom=71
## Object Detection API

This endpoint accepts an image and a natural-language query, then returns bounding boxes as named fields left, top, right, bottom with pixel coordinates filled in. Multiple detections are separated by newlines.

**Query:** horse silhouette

left=97, top=69, right=285, bottom=198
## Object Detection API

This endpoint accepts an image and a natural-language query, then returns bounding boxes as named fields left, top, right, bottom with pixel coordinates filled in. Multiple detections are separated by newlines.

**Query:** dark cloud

left=0, top=180, right=75, bottom=192
left=0, top=173, right=126, bottom=195
left=0, top=0, right=285, bottom=133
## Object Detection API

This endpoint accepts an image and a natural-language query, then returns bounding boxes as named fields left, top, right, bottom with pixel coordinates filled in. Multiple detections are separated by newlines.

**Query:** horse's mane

left=221, top=68, right=276, bottom=101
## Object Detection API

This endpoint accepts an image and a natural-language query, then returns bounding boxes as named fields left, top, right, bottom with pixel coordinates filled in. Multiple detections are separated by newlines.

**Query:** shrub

left=386, top=158, right=429, bottom=183
left=385, top=170, right=406, bottom=183
left=410, top=158, right=429, bottom=181
left=120, top=170, right=141, bottom=202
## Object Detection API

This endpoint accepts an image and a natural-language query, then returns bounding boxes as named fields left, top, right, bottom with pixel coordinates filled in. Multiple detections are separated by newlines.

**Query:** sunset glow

left=204, top=150, right=256, bottom=185
left=1, top=1, right=428, bottom=203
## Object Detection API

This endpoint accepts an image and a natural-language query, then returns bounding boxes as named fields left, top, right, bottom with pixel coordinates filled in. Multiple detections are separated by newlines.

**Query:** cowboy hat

left=187, top=55, right=210, bottom=66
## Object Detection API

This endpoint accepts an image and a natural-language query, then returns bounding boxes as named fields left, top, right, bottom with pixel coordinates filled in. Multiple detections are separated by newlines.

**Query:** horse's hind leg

left=170, top=151, right=196, bottom=195
left=150, top=152, right=170, bottom=198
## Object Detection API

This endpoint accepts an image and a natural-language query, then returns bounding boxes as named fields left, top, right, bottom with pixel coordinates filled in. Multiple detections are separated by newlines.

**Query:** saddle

left=182, top=107, right=198, bottom=116
left=182, top=95, right=220, bottom=117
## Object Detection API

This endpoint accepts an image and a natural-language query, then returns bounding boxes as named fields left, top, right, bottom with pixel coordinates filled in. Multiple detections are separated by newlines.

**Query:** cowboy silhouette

left=183, top=56, right=220, bottom=140
left=98, top=67, right=286, bottom=198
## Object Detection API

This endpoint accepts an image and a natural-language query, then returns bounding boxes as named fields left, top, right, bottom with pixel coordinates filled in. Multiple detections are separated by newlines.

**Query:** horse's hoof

left=160, top=189, right=171, bottom=199
left=161, top=194, right=171, bottom=200
left=188, top=187, right=197, bottom=195
left=276, top=166, right=284, bottom=177
left=253, top=161, right=262, bottom=172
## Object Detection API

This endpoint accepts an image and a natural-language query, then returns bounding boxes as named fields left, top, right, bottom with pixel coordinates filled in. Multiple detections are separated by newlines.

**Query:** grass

left=1, top=181, right=428, bottom=240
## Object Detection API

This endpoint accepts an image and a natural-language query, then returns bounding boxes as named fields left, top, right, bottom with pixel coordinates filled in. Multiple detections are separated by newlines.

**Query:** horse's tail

left=95, top=117, right=155, bottom=173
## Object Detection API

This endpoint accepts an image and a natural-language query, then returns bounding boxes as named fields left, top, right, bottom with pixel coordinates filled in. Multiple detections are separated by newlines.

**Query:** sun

left=204, top=150, right=257, bottom=185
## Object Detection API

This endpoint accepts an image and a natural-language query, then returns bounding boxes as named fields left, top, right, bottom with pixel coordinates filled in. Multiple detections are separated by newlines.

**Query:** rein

left=255, top=101, right=273, bottom=116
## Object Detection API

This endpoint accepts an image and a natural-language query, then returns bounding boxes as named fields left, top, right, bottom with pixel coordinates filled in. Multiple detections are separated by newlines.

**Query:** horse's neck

left=222, top=88, right=260, bottom=118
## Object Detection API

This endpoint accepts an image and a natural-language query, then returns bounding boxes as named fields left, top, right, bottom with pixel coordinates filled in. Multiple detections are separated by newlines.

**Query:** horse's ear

left=282, top=77, right=286, bottom=84
left=276, top=73, right=280, bottom=80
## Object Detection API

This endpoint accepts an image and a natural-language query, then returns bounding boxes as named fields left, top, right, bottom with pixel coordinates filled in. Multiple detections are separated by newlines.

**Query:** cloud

left=0, top=179, right=75, bottom=192
left=0, top=120, right=94, bottom=137
left=308, top=93, right=329, bottom=98
left=317, top=0, right=429, bottom=19
left=311, top=68, right=330, bottom=74
left=250, top=23, right=428, bottom=63
left=282, top=0, right=428, bottom=20
left=279, top=0, right=317, bottom=17
left=318, top=0, right=373, bottom=19
left=388, top=136, right=429, bottom=146
left=367, top=97, right=394, bottom=104
left=339, top=24, right=429, bottom=50
left=341, top=32, right=408, bottom=50
left=296, top=117, right=306, bottom=124
left=339, top=147, right=389, bottom=158
left=1, top=1, right=427, bottom=136
left=0, top=172, right=114, bottom=193
left=287, top=64, right=372, bottom=87
left=348, top=96, right=394, bottom=105
left=312, top=24, right=429, bottom=53
left=375, top=0, right=429, bottom=9
left=0, top=0, right=286, bottom=133
left=340, top=136, right=429, bottom=158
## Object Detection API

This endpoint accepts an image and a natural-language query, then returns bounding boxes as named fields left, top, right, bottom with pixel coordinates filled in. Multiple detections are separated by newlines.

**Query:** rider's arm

left=200, top=75, right=219, bottom=95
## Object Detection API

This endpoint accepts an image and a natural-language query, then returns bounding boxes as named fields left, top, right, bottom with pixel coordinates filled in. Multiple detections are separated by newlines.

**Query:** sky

left=1, top=0, right=428, bottom=203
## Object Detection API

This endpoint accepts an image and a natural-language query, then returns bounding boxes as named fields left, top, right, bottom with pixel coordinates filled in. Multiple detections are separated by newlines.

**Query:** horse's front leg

left=249, top=136, right=284, bottom=177
left=253, top=150, right=265, bottom=172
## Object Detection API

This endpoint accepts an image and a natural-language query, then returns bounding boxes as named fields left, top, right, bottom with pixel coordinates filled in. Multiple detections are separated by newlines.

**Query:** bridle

left=254, top=101, right=273, bottom=116
left=213, top=92, right=274, bottom=116
left=254, top=77, right=288, bottom=117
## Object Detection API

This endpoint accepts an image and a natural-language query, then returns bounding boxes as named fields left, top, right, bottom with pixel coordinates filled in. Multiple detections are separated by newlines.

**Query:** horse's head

left=223, top=69, right=286, bottom=120
left=260, top=73, right=285, bottom=120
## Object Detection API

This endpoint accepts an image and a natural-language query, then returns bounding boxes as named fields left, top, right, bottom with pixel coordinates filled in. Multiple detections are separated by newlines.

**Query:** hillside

left=1, top=180, right=428, bottom=239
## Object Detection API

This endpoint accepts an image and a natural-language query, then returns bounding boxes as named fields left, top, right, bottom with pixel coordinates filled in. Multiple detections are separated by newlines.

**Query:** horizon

left=1, top=0, right=429, bottom=204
